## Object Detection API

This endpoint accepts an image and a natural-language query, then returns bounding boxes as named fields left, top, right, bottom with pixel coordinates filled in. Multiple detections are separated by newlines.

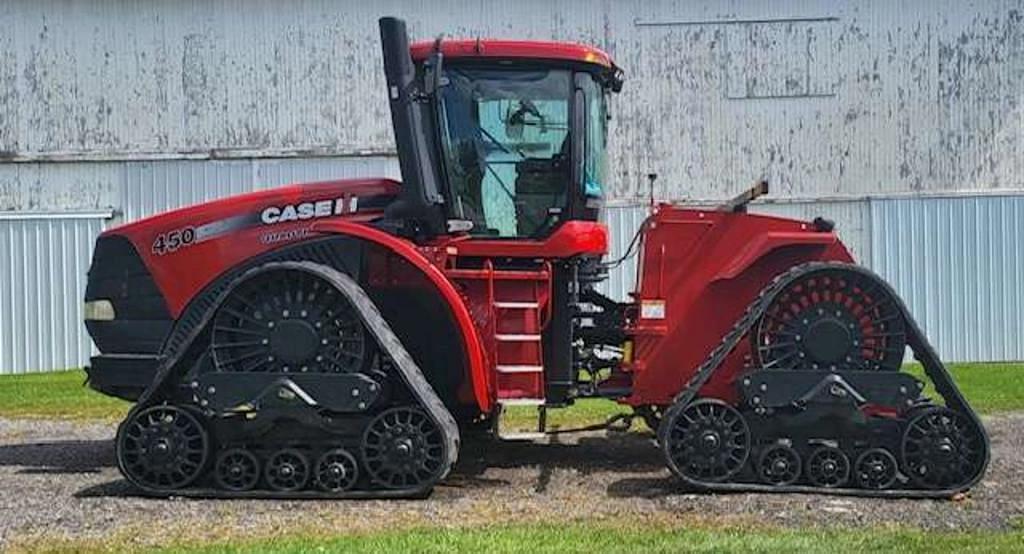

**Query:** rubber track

left=116, top=261, right=460, bottom=499
left=657, top=261, right=991, bottom=499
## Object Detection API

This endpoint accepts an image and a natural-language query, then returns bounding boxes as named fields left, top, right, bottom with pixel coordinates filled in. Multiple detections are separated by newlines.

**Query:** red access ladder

left=446, top=261, right=552, bottom=408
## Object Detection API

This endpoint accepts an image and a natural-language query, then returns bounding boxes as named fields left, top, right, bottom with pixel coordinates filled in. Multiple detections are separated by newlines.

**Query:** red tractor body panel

left=448, top=220, right=608, bottom=258
left=105, top=179, right=399, bottom=317
left=410, top=39, right=614, bottom=68
left=98, top=183, right=857, bottom=416
left=624, top=205, right=854, bottom=407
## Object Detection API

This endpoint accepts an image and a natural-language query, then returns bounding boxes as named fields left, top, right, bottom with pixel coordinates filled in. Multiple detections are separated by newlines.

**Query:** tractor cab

left=380, top=18, right=622, bottom=243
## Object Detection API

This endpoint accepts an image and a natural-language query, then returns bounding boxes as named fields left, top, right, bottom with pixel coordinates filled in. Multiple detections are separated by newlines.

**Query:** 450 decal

left=152, top=227, right=197, bottom=256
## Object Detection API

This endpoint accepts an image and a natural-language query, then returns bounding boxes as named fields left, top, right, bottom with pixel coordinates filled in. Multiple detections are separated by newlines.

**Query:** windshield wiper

left=476, top=124, right=528, bottom=160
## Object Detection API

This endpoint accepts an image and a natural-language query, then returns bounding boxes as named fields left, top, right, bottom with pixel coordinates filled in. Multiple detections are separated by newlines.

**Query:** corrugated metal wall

left=0, top=214, right=106, bottom=373
left=0, top=155, right=398, bottom=375
left=870, top=195, right=1024, bottom=362
left=602, top=194, right=1024, bottom=363
left=600, top=198, right=872, bottom=300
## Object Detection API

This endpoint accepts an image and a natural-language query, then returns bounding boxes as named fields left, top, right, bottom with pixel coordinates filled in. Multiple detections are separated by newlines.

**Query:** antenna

left=647, top=173, right=658, bottom=208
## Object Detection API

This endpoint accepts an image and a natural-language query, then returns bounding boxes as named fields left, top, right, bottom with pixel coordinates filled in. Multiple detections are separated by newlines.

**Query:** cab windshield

left=438, top=67, right=606, bottom=238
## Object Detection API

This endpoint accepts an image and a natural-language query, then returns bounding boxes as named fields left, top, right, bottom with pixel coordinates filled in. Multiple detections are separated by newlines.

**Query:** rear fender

left=713, top=232, right=847, bottom=282
left=628, top=208, right=855, bottom=407
left=312, top=220, right=491, bottom=414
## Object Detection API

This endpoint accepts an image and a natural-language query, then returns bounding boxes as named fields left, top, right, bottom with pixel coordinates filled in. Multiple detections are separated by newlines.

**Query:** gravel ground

left=0, top=413, right=1021, bottom=550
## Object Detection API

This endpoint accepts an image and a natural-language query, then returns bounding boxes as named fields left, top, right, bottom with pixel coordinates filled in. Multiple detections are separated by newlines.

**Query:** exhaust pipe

left=379, top=17, right=416, bottom=102
left=378, top=17, right=446, bottom=235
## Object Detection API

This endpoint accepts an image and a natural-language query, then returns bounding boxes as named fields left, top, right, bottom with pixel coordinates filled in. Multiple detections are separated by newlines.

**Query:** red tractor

left=83, top=17, right=987, bottom=498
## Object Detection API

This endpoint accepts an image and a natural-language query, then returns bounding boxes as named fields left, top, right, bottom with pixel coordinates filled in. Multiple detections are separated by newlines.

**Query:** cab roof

left=409, top=39, right=614, bottom=69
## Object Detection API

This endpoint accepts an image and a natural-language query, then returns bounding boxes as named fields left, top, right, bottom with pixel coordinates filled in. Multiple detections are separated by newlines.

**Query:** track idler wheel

left=901, top=407, right=986, bottom=490
left=117, top=405, right=210, bottom=491
left=757, top=444, right=802, bottom=486
left=854, top=448, right=899, bottom=490
left=265, top=449, right=311, bottom=492
left=806, top=446, right=851, bottom=487
left=214, top=448, right=261, bottom=491
left=362, top=406, right=447, bottom=489
left=662, top=399, right=750, bottom=484
left=315, top=448, right=360, bottom=492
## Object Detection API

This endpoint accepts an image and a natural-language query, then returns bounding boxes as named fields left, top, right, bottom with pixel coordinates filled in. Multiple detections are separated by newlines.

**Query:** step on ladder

left=493, top=299, right=545, bottom=402
left=494, top=399, right=547, bottom=441
left=493, top=297, right=547, bottom=440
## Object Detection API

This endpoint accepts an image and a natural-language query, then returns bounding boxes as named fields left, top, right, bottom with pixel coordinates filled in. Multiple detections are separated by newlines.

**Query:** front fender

left=312, top=220, right=491, bottom=414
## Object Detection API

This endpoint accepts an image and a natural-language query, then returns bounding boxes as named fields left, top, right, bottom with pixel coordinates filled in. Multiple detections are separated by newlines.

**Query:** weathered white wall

left=1, top=0, right=1022, bottom=206
left=1, top=0, right=1023, bottom=372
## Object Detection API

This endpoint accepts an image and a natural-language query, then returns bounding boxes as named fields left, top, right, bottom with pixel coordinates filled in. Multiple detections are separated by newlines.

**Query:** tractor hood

left=92, top=179, right=400, bottom=319
left=103, top=178, right=400, bottom=243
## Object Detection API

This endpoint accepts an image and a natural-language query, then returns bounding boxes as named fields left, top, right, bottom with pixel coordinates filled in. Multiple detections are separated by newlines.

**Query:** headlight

left=84, top=300, right=116, bottom=321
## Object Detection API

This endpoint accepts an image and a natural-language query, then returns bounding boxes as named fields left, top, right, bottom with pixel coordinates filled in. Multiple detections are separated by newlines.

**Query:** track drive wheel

left=662, top=399, right=750, bottom=484
left=211, top=268, right=372, bottom=374
left=362, top=406, right=447, bottom=489
left=753, top=267, right=907, bottom=371
left=117, top=405, right=210, bottom=491
left=757, top=444, right=802, bottom=486
left=901, top=407, right=987, bottom=490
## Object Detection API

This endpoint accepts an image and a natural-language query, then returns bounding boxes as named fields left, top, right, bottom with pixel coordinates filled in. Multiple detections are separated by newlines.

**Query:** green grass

left=0, top=369, right=129, bottom=421
left=21, top=521, right=1024, bottom=554
left=905, top=362, right=1024, bottom=414
left=0, top=363, right=1020, bottom=424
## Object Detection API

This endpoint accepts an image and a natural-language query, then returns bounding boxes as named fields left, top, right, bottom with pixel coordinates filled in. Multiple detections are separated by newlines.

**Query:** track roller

left=315, top=449, right=360, bottom=492
left=265, top=449, right=311, bottom=492
left=854, top=448, right=898, bottom=490
left=805, top=446, right=851, bottom=488
left=901, top=407, right=987, bottom=490
left=214, top=448, right=261, bottom=491
left=363, top=406, right=448, bottom=489
left=757, top=444, right=802, bottom=486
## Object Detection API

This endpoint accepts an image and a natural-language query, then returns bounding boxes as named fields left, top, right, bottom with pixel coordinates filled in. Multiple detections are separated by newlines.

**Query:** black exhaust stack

left=379, top=17, right=446, bottom=236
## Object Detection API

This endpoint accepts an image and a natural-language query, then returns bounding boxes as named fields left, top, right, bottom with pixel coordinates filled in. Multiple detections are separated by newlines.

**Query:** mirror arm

left=424, top=35, right=445, bottom=96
